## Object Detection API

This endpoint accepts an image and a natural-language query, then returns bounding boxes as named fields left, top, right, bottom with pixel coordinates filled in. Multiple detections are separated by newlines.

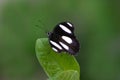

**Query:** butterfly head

left=47, top=32, right=53, bottom=37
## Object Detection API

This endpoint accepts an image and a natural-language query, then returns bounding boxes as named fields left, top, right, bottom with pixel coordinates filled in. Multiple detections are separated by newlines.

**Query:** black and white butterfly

left=48, top=22, right=80, bottom=55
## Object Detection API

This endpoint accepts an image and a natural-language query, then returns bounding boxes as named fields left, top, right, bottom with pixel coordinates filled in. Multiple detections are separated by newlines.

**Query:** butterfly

left=48, top=22, right=80, bottom=55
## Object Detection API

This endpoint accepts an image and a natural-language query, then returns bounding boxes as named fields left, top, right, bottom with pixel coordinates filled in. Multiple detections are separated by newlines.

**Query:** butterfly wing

left=49, top=22, right=80, bottom=55
left=48, top=32, right=64, bottom=53
left=53, top=22, right=74, bottom=37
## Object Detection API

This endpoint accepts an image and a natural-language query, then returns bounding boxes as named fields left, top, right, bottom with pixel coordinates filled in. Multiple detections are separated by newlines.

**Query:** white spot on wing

left=62, top=36, right=72, bottom=44
left=50, top=40, right=62, bottom=50
left=52, top=47, right=58, bottom=52
left=67, top=22, right=72, bottom=27
left=59, top=24, right=72, bottom=34
left=59, top=42, right=69, bottom=50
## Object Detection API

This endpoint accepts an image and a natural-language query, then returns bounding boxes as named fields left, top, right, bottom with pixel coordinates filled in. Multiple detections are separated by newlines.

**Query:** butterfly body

left=48, top=22, right=80, bottom=55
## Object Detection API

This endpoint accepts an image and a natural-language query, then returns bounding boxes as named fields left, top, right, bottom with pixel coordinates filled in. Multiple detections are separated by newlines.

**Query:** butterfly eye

left=47, top=32, right=52, bottom=36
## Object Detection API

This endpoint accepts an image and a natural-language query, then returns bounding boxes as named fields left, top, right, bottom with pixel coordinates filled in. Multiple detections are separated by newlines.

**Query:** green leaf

left=51, top=70, right=79, bottom=80
left=35, top=38, right=80, bottom=80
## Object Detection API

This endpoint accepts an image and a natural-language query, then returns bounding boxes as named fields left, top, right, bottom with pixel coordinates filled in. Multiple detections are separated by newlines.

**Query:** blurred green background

left=0, top=0, right=120, bottom=80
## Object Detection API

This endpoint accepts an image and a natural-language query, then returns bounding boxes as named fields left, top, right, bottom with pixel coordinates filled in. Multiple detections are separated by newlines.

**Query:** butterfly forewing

left=54, top=22, right=74, bottom=36
left=48, top=22, right=80, bottom=55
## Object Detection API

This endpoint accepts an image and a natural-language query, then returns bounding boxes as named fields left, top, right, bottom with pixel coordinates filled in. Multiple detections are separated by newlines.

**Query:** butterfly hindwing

left=49, top=33, right=64, bottom=53
left=48, top=22, right=80, bottom=55
left=58, top=35, right=79, bottom=55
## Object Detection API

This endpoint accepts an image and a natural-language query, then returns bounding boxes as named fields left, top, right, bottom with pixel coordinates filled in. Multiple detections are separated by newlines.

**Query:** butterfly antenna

left=35, top=19, right=49, bottom=35
left=38, top=19, right=49, bottom=32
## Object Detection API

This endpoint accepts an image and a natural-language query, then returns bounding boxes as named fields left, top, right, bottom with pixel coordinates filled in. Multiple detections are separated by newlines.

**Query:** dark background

left=0, top=0, right=120, bottom=80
